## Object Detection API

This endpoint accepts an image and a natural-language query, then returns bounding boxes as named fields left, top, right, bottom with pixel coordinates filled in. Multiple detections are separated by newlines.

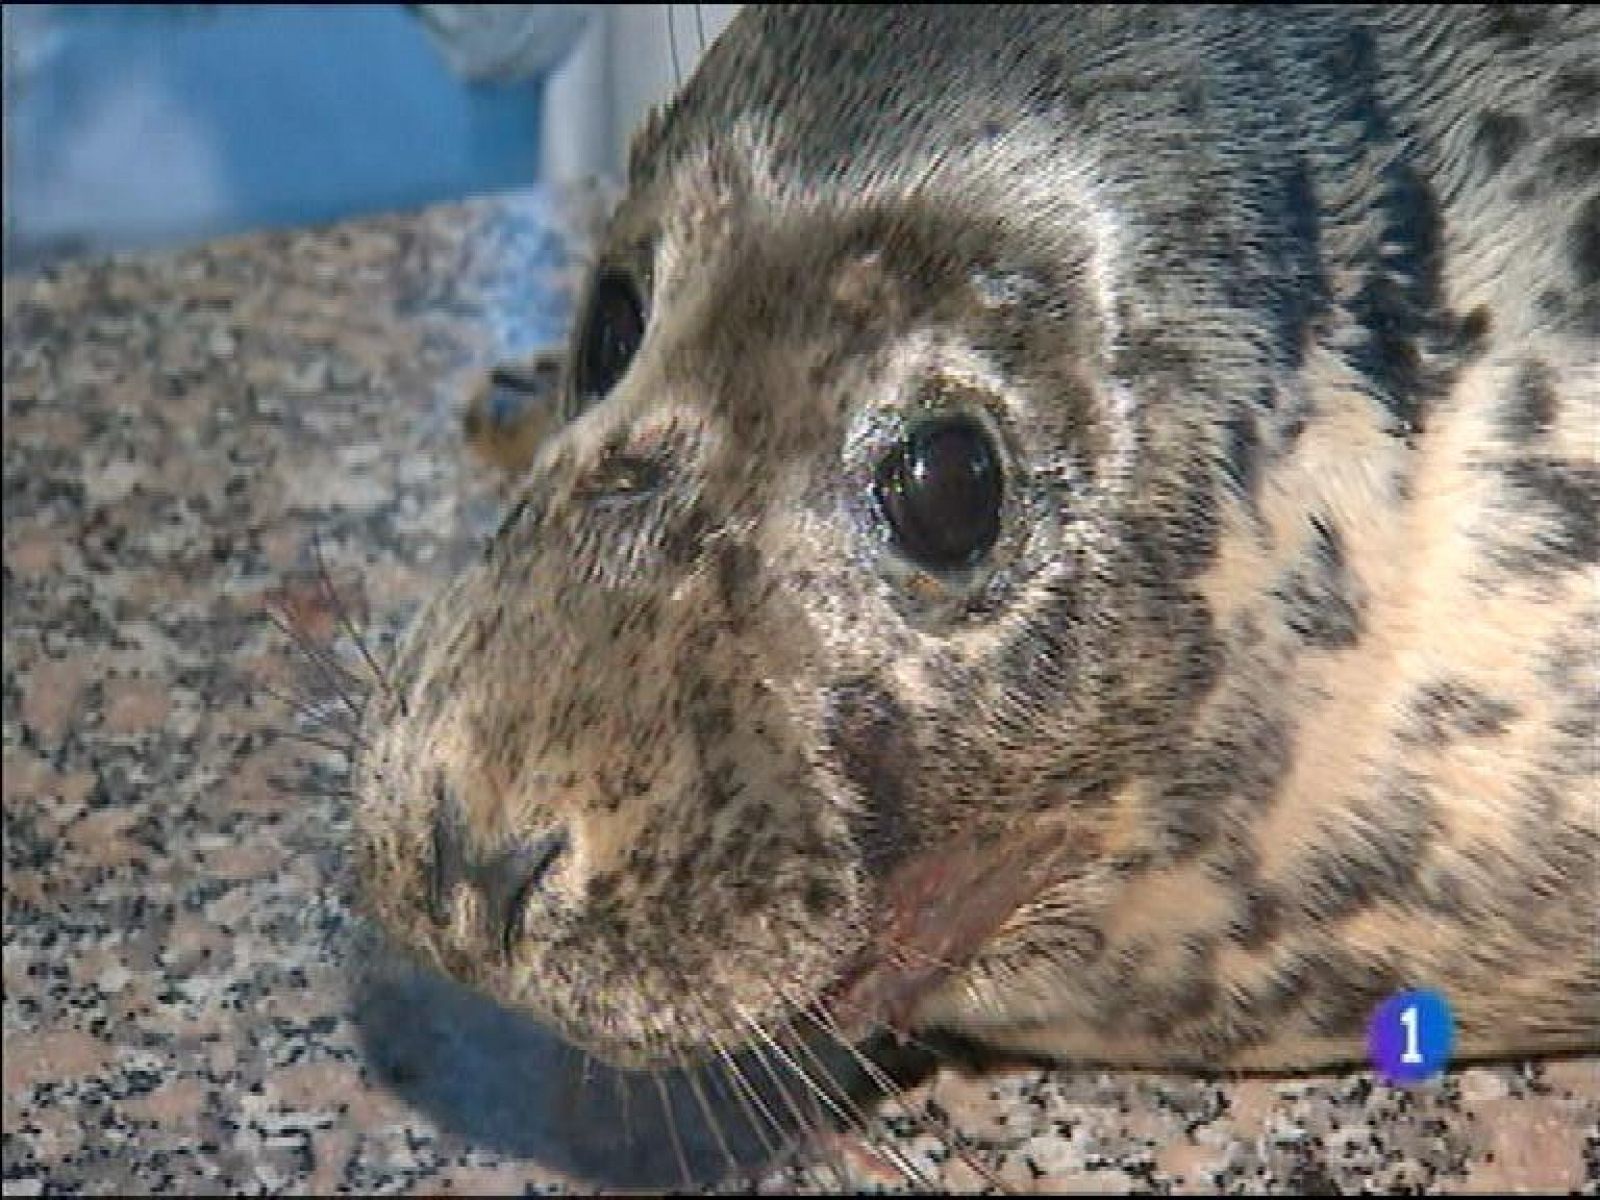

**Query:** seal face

left=354, top=5, right=1599, bottom=1074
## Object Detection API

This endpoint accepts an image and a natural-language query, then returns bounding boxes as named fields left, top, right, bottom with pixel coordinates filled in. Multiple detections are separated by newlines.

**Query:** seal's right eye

left=574, top=270, right=645, bottom=405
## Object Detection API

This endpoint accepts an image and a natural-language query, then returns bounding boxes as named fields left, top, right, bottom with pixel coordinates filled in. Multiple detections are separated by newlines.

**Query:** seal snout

left=426, top=781, right=572, bottom=960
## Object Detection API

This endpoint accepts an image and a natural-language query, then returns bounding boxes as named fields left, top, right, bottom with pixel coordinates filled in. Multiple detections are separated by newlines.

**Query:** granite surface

left=3, top=191, right=1597, bottom=1195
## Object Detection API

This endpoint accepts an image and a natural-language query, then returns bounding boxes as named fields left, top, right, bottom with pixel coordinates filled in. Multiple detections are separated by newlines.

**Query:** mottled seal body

left=355, top=5, right=1599, bottom=1076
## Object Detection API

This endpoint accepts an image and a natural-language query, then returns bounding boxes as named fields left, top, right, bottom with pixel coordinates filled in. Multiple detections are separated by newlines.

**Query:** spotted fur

left=354, top=5, right=1599, bottom=1075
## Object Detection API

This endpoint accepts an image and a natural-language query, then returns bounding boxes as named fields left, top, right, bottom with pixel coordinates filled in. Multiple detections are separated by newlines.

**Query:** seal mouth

left=813, top=820, right=1077, bottom=1045
left=558, top=825, right=1071, bottom=1072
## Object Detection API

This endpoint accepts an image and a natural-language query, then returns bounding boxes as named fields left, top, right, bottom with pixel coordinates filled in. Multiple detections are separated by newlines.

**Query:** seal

left=354, top=3, right=1599, bottom=1088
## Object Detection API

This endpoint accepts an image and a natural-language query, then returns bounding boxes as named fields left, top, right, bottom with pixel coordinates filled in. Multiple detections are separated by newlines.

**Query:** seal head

left=354, top=5, right=1599, bottom=1073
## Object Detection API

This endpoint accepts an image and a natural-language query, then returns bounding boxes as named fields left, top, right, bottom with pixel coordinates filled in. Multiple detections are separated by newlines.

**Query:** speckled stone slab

left=4, top=192, right=1597, bottom=1195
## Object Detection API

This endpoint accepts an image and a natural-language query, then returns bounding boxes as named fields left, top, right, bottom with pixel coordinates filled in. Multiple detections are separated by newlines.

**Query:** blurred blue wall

left=3, top=4, right=548, bottom=271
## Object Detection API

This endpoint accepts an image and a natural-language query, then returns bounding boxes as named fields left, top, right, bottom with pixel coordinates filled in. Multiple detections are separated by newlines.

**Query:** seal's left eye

left=574, top=270, right=645, bottom=405
left=873, top=415, right=1004, bottom=571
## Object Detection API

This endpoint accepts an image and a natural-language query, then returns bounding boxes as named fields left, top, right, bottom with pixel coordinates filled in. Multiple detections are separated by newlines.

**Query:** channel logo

left=1368, top=988, right=1454, bottom=1084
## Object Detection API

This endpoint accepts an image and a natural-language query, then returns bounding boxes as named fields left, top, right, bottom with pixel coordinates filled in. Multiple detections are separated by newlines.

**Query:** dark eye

left=574, top=270, right=645, bottom=404
left=873, top=415, right=1004, bottom=571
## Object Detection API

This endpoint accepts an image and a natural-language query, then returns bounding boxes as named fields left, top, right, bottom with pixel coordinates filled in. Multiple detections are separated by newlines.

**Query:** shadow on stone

left=350, top=944, right=939, bottom=1190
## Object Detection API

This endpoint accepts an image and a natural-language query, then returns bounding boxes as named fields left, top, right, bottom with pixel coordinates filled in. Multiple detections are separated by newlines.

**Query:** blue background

left=4, top=5, right=546, bottom=271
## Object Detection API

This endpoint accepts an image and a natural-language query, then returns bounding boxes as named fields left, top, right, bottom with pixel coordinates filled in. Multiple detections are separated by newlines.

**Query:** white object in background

left=412, top=4, right=595, bottom=83
left=541, top=4, right=739, bottom=186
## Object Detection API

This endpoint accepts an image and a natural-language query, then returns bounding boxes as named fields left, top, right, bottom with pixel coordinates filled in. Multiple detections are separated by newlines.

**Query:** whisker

left=693, top=2, right=707, bottom=54
left=732, top=1017, right=832, bottom=1196
left=905, top=1089, right=1010, bottom=1194
left=309, top=532, right=400, bottom=712
left=812, top=1002, right=915, bottom=1084
left=810, top=1004, right=1012, bottom=1196
left=682, top=1054, right=743, bottom=1185
left=263, top=605, right=368, bottom=723
left=683, top=994, right=789, bottom=1165
left=253, top=679, right=366, bottom=744
left=812, top=989, right=941, bottom=1079
left=251, top=679, right=359, bottom=739
left=627, top=980, right=745, bottom=1189
left=263, top=602, right=366, bottom=692
left=651, top=1069, right=695, bottom=1192
left=731, top=1006, right=851, bottom=1193
left=816, top=980, right=964, bottom=1066
left=807, top=1006, right=930, bottom=1157
left=765, top=1001, right=933, bottom=1193
left=267, top=726, right=362, bottom=759
left=735, top=1000, right=855, bottom=1137
left=775, top=991, right=936, bottom=1193
left=611, top=1066, right=635, bottom=1157
left=701, top=1024, right=787, bottom=1167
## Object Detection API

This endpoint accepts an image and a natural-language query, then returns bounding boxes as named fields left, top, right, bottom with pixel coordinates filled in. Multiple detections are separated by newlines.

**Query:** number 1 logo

left=1369, top=989, right=1454, bottom=1084
left=1400, top=1003, right=1423, bottom=1065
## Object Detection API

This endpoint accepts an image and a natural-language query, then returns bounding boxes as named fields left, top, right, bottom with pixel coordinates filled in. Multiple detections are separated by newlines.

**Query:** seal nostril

left=427, top=782, right=470, bottom=927
left=428, top=777, right=570, bottom=957
left=493, top=829, right=571, bottom=961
